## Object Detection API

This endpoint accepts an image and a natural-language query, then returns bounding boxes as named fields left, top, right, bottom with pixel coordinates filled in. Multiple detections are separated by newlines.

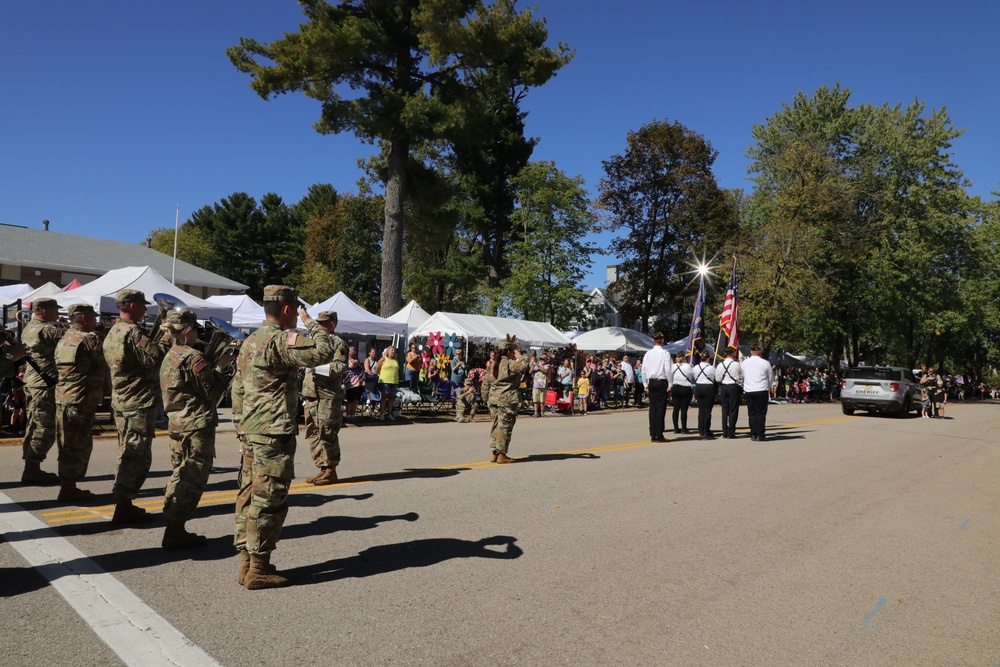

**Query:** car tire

left=842, top=404, right=855, bottom=416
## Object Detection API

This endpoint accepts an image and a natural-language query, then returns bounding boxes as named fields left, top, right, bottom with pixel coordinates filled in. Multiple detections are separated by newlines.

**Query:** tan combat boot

left=311, top=468, right=338, bottom=486
left=57, top=483, right=97, bottom=502
left=112, top=499, right=155, bottom=524
left=495, top=453, right=516, bottom=464
left=161, top=521, right=208, bottom=550
left=236, top=550, right=251, bottom=586
left=244, top=554, right=294, bottom=590
left=21, top=460, right=59, bottom=485
left=490, top=450, right=500, bottom=463
left=304, top=470, right=322, bottom=484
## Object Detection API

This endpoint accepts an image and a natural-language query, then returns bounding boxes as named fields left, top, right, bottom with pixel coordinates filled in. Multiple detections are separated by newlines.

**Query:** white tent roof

left=388, top=300, right=431, bottom=336
left=207, top=294, right=264, bottom=328
left=20, top=282, right=63, bottom=306
left=410, top=312, right=573, bottom=348
left=55, top=266, right=233, bottom=321
left=307, top=292, right=406, bottom=337
left=0, top=283, right=33, bottom=304
left=572, top=327, right=655, bottom=352
left=664, top=337, right=716, bottom=359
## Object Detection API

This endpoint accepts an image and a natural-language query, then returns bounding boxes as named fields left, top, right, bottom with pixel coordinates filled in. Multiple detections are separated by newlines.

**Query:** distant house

left=0, top=221, right=246, bottom=297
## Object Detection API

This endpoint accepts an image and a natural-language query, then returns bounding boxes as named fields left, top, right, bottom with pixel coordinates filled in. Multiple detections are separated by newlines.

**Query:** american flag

left=719, top=258, right=739, bottom=348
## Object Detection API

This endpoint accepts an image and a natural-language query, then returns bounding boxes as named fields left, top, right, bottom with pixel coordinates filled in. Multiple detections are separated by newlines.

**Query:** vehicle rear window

left=845, top=368, right=899, bottom=381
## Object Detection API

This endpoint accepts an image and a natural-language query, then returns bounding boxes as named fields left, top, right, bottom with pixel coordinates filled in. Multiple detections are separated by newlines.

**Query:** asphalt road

left=1, top=402, right=998, bottom=666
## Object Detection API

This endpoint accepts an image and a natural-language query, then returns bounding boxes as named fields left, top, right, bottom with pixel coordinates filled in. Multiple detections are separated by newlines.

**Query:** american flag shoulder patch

left=193, top=358, right=208, bottom=373
left=287, top=332, right=298, bottom=346
left=138, top=335, right=150, bottom=349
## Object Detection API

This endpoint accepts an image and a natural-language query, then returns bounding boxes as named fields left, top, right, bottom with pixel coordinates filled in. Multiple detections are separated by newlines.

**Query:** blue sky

left=3, top=1, right=998, bottom=292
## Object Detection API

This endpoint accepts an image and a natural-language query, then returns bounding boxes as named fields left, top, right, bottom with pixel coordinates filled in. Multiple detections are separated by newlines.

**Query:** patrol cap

left=164, top=309, right=198, bottom=327
left=316, top=311, right=338, bottom=323
left=67, top=303, right=96, bottom=318
left=32, top=297, right=59, bottom=312
left=115, top=289, right=147, bottom=308
left=262, top=285, right=298, bottom=303
left=464, top=377, right=475, bottom=385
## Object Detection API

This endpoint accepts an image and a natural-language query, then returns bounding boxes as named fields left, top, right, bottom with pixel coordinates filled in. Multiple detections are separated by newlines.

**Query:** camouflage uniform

left=481, top=362, right=497, bottom=428
left=103, top=298, right=165, bottom=502
left=488, top=353, right=530, bottom=456
left=55, top=317, right=106, bottom=484
left=21, top=311, right=62, bottom=465
left=160, top=333, right=228, bottom=523
left=454, top=381, right=478, bottom=422
left=232, top=308, right=333, bottom=557
left=301, top=320, right=347, bottom=474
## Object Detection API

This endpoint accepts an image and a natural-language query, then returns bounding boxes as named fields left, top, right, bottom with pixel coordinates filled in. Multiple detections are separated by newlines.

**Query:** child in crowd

left=576, top=370, right=590, bottom=416
left=920, top=387, right=930, bottom=418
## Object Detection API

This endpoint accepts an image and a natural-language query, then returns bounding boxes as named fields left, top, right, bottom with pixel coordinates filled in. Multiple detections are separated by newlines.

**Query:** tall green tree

left=148, top=224, right=217, bottom=273
left=228, top=0, right=571, bottom=316
left=598, top=119, right=738, bottom=334
left=187, top=192, right=303, bottom=300
left=499, top=161, right=598, bottom=327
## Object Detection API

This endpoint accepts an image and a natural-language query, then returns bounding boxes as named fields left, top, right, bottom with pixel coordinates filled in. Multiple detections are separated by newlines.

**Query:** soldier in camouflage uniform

left=232, top=285, right=334, bottom=590
left=103, top=289, right=166, bottom=523
left=480, top=350, right=499, bottom=428
left=159, top=309, right=235, bottom=550
left=487, top=336, right=530, bottom=464
left=301, top=311, right=348, bottom=486
left=454, top=377, right=478, bottom=423
left=20, top=298, right=63, bottom=485
left=54, top=304, right=106, bottom=502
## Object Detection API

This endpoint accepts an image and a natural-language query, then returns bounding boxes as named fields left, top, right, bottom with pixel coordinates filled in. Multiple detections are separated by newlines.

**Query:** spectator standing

left=344, top=347, right=365, bottom=421
left=620, top=355, right=635, bottom=405
left=376, top=346, right=400, bottom=421
left=404, top=342, right=422, bottom=392
left=558, top=358, right=575, bottom=399
left=577, top=369, right=590, bottom=415
left=450, top=349, right=467, bottom=388
left=633, top=357, right=644, bottom=407
left=642, top=332, right=673, bottom=442
left=530, top=358, right=548, bottom=417
left=716, top=346, right=743, bottom=439
left=742, top=345, right=774, bottom=441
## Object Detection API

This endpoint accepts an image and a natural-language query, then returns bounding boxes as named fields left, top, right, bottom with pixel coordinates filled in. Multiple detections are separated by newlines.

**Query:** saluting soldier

left=454, top=377, right=478, bottom=423
left=301, top=311, right=348, bottom=487
left=54, top=304, right=106, bottom=503
left=103, top=289, right=166, bottom=523
left=20, top=297, right=63, bottom=484
left=487, top=335, right=530, bottom=464
left=232, top=285, right=334, bottom=590
left=159, top=309, right=235, bottom=550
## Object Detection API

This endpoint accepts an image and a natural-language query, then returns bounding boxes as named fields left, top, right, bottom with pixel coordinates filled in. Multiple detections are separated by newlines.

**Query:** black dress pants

left=719, top=384, right=742, bottom=437
left=694, top=383, right=716, bottom=436
left=671, top=385, right=692, bottom=432
left=647, top=379, right=668, bottom=439
left=745, top=390, right=769, bottom=439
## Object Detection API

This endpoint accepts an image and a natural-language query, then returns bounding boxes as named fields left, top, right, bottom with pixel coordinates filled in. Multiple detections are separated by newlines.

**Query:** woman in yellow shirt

left=376, top=346, right=400, bottom=422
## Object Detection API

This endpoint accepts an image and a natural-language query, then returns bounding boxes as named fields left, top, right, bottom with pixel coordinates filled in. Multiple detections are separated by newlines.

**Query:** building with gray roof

left=0, top=221, right=247, bottom=297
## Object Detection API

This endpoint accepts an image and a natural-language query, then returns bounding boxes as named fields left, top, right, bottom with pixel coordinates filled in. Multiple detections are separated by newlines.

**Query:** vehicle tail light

left=890, top=383, right=899, bottom=392
left=841, top=380, right=846, bottom=389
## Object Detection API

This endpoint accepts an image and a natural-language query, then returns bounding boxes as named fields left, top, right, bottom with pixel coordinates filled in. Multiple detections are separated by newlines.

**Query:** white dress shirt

left=742, top=355, right=774, bottom=392
left=641, top=345, right=674, bottom=389
left=716, top=358, right=742, bottom=386
left=672, top=362, right=694, bottom=387
left=693, top=361, right=716, bottom=385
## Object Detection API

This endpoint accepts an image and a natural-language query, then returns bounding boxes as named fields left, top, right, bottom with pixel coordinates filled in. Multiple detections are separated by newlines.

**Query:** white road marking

left=0, top=491, right=222, bottom=667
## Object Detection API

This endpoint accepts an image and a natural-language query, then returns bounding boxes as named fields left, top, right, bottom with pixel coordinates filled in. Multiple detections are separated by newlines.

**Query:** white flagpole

left=171, top=204, right=180, bottom=285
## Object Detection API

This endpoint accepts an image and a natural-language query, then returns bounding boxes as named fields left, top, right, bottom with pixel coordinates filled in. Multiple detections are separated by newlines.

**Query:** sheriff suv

left=840, top=366, right=921, bottom=416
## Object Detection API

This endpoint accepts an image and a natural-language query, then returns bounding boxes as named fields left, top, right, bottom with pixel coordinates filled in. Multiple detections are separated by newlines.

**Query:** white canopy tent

left=207, top=294, right=265, bottom=328
left=19, top=282, right=63, bottom=306
left=308, top=292, right=406, bottom=337
left=388, top=300, right=431, bottom=337
left=665, top=337, right=716, bottom=360
left=55, top=266, right=233, bottom=321
left=410, top=312, right=573, bottom=348
left=0, top=283, right=33, bottom=303
left=572, top=327, right=655, bottom=352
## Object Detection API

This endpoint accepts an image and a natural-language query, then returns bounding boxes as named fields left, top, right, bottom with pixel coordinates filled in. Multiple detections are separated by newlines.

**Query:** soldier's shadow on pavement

left=282, top=512, right=419, bottom=541
left=292, top=492, right=374, bottom=508
left=287, top=535, right=523, bottom=585
left=0, top=566, right=50, bottom=597
left=512, top=453, right=600, bottom=463
left=338, top=468, right=466, bottom=484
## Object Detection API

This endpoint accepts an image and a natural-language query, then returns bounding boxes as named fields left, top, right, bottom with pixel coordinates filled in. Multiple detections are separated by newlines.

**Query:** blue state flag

left=686, top=274, right=706, bottom=364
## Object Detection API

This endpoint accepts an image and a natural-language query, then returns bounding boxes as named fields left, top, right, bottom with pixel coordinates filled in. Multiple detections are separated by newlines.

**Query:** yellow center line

left=37, top=412, right=879, bottom=524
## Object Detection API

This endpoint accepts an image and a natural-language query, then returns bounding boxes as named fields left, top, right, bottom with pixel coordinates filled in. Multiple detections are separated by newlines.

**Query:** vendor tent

left=388, top=300, right=431, bottom=337
left=410, top=312, right=573, bottom=349
left=55, top=266, right=233, bottom=321
left=0, top=283, right=33, bottom=303
left=664, top=337, right=716, bottom=360
left=572, top=327, right=655, bottom=352
left=16, top=282, right=63, bottom=309
left=207, top=294, right=264, bottom=328
left=308, top=292, right=406, bottom=337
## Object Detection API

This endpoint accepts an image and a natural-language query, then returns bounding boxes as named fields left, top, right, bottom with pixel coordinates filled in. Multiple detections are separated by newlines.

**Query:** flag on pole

left=719, top=257, right=739, bottom=348
left=686, top=273, right=706, bottom=363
